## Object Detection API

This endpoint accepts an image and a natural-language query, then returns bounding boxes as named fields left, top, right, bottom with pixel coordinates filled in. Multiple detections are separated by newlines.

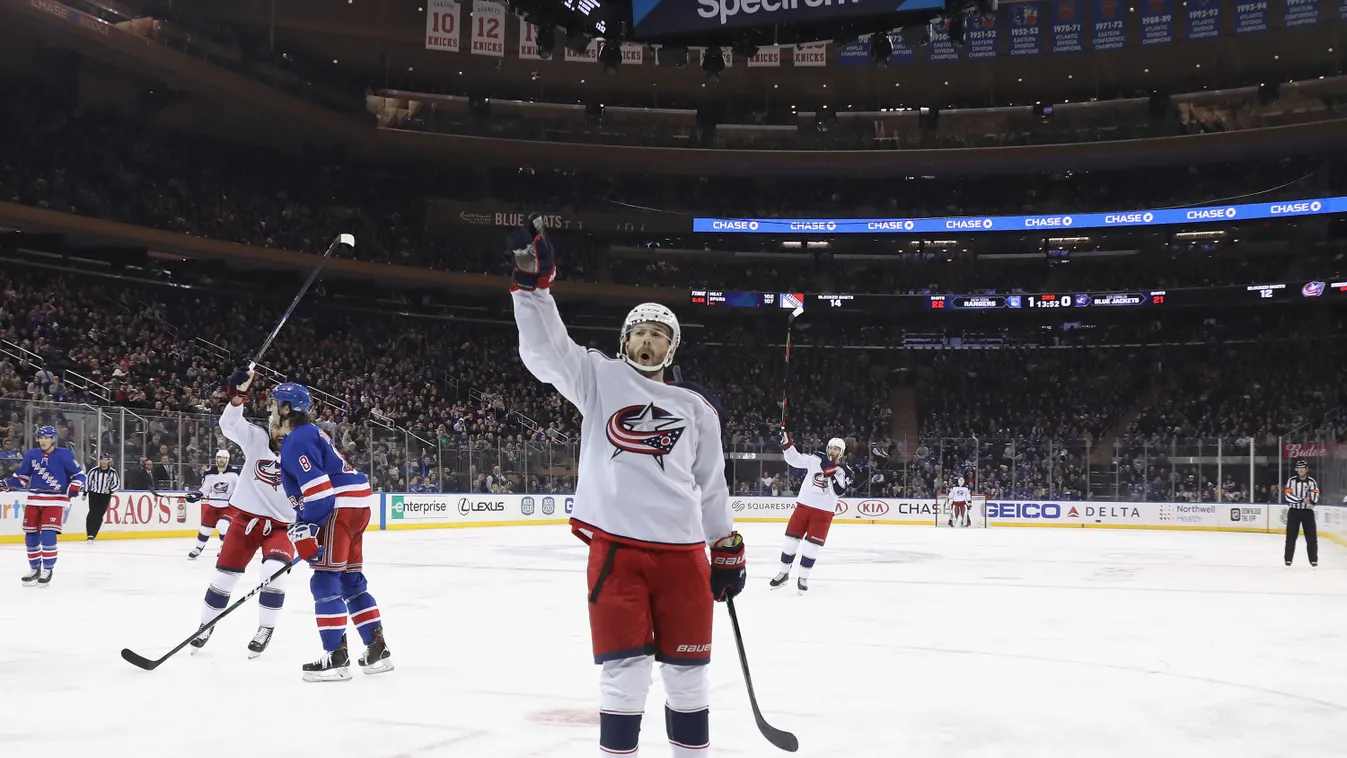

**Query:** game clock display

left=689, top=281, right=1345, bottom=313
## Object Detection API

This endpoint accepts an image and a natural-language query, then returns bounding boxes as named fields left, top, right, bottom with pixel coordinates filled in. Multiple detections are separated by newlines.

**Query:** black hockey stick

left=120, top=556, right=302, bottom=671
left=726, top=596, right=799, bottom=752
left=247, top=233, right=353, bottom=373
left=779, top=303, right=804, bottom=427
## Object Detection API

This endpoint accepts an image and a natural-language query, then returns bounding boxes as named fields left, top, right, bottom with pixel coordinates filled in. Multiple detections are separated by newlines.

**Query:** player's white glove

left=778, top=427, right=792, bottom=450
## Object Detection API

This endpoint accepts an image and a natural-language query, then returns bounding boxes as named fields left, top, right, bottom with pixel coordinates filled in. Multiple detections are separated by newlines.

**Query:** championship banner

left=1008, top=3, right=1043, bottom=56
left=1283, top=0, right=1319, bottom=27
left=566, top=39, right=600, bottom=62
left=1235, top=0, right=1269, bottom=32
left=1091, top=0, right=1126, bottom=50
left=888, top=32, right=917, bottom=64
left=519, top=22, right=542, bottom=60
left=1051, top=1, right=1085, bottom=53
left=928, top=20, right=961, bottom=61
left=792, top=42, right=828, bottom=66
left=747, top=46, right=782, bottom=66
left=965, top=12, right=998, bottom=59
left=470, top=0, right=505, bottom=57
left=621, top=42, right=645, bottom=65
left=836, top=38, right=870, bottom=66
left=1341, top=0, right=1347, bottom=20
left=425, top=0, right=461, bottom=52
left=1140, top=0, right=1174, bottom=45
left=1186, top=0, right=1221, bottom=39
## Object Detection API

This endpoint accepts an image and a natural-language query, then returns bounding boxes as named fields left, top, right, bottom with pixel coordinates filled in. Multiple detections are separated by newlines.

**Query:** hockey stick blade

left=247, top=233, right=353, bottom=373
left=726, top=597, right=799, bottom=752
left=120, top=557, right=302, bottom=671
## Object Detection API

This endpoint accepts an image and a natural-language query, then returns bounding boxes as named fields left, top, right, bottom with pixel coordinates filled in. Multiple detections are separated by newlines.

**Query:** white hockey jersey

left=949, top=486, right=972, bottom=505
left=512, top=288, right=732, bottom=549
left=219, top=401, right=296, bottom=524
left=783, top=445, right=849, bottom=514
left=199, top=468, right=239, bottom=507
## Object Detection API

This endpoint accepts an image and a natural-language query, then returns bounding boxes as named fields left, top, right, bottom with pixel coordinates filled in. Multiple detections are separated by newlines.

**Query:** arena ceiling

left=170, top=0, right=1343, bottom=107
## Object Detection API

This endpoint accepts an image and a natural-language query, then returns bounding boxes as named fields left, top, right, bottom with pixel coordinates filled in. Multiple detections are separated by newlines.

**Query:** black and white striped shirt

left=1284, top=476, right=1320, bottom=508
left=87, top=467, right=121, bottom=495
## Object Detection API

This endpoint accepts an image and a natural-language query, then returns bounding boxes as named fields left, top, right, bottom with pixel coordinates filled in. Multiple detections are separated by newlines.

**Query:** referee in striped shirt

left=1284, top=459, right=1320, bottom=567
left=86, top=453, right=120, bottom=541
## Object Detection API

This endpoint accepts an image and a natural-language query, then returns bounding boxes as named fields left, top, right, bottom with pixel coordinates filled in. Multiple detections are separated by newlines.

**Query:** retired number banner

left=792, top=42, right=828, bottom=67
left=470, top=0, right=504, bottom=57
left=425, top=0, right=461, bottom=52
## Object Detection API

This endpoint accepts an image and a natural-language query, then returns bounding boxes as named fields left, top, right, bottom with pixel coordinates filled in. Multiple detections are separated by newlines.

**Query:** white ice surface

left=2, top=523, right=1345, bottom=758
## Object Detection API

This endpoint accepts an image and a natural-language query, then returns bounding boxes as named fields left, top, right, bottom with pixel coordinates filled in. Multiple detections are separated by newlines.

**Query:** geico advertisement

left=1, top=490, right=200, bottom=536
left=387, top=494, right=570, bottom=522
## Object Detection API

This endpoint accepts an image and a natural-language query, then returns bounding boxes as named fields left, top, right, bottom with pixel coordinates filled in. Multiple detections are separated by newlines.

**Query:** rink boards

left=2, top=491, right=1344, bottom=547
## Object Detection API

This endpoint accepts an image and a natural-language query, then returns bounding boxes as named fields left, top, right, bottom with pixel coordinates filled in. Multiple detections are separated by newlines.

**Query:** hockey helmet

left=215, top=450, right=230, bottom=463
left=957, top=476, right=966, bottom=487
left=620, top=303, right=681, bottom=371
left=36, top=425, right=58, bottom=440
left=827, top=437, right=846, bottom=455
left=271, top=382, right=313, bottom=414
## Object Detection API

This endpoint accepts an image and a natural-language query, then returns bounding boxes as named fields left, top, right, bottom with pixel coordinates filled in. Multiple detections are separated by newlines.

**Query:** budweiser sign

left=1283, top=443, right=1330, bottom=459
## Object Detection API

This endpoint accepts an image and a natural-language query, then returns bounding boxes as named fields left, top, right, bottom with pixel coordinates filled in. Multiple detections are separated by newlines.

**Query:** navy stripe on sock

left=665, top=705, right=709, bottom=749
left=600, top=711, right=642, bottom=753
left=780, top=552, right=796, bottom=564
left=800, top=556, right=816, bottom=569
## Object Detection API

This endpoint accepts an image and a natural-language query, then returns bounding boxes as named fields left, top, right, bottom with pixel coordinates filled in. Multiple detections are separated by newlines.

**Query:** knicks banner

left=1051, top=1, right=1084, bottom=53
left=1008, top=3, right=1042, bottom=56
left=747, top=46, right=782, bottom=67
left=425, top=0, right=461, bottom=52
left=928, top=20, right=960, bottom=62
left=519, top=22, right=543, bottom=59
left=1235, top=0, right=1268, bottom=32
left=1140, top=0, right=1174, bottom=45
left=1283, top=0, right=1319, bottom=26
left=566, top=39, right=600, bottom=62
left=1091, top=0, right=1126, bottom=49
left=965, top=12, right=997, bottom=60
left=470, top=0, right=505, bottom=57
left=1186, top=0, right=1220, bottom=39
left=792, top=42, right=828, bottom=67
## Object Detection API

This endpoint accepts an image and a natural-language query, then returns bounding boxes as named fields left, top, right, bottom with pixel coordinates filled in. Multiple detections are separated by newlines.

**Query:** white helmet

left=215, top=450, right=230, bottom=464
left=620, top=303, right=681, bottom=371
left=957, top=476, right=965, bottom=487
left=827, top=438, right=846, bottom=455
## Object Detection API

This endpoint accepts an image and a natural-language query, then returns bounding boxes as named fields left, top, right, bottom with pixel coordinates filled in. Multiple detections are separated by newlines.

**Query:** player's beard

left=625, top=342, right=669, bottom=375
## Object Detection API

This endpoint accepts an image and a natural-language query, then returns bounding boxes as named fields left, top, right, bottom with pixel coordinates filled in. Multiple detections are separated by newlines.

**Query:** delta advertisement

left=0, top=490, right=202, bottom=542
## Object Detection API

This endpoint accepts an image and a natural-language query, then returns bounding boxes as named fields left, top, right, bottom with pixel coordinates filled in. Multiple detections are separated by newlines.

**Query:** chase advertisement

left=631, top=0, right=944, bottom=36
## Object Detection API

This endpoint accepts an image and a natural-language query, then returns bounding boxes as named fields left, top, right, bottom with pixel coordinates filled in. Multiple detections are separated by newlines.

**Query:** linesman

left=85, top=453, right=121, bottom=541
left=1283, top=459, right=1320, bottom=567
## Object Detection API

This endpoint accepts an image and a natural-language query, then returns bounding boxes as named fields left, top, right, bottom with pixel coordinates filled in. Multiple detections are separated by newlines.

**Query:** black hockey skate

left=948, top=518, right=954, bottom=528
left=37, top=568, right=53, bottom=588
left=302, top=639, right=352, bottom=682
left=769, top=572, right=791, bottom=590
left=187, top=545, right=204, bottom=560
left=358, top=629, right=394, bottom=675
left=797, top=577, right=809, bottom=595
left=247, top=626, right=274, bottom=659
left=21, top=566, right=40, bottom=587
left=189, top=625, right=213, bottom=651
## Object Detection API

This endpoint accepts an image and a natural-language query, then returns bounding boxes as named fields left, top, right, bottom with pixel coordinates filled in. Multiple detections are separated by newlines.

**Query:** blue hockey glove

left=710, top=532, right=746, bottom=602
left=226, top=368, right=255, bottom=399
left=287, top=522, right=324, bottom=563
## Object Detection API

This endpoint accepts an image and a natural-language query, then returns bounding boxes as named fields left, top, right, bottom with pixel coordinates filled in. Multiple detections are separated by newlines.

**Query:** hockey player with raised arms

left=186, top=450, right=240, bottom=560
left=509, top=213, right=746, bottom=757
left=270, top=379, right=393, bottom=682
left=187, top=373, right=296, bottom=657
left=770, top=431, right=851, bottom=594
left=3, top=426, right=84, bottom=587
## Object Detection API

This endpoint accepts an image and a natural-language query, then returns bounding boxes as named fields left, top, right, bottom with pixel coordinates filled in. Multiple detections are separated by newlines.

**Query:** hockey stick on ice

left=120, top=556, right=303, bottom=671
left=247, top=233, right=354, bottom=373
left=726, top=596, right=799, bottom=752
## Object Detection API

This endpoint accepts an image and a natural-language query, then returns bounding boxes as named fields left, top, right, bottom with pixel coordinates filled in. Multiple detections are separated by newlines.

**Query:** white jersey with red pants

left=949, top=485, right=973, bottom=526
left=196, top=468, right=240, bottom=540
left=513, top=284, right=733, bottom=758
left=196, top=401, right=298, bottom=647
left=777, top=437, right=850, bottom=582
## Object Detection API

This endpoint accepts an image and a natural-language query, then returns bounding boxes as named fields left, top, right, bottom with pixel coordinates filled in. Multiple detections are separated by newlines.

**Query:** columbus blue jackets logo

left=606, top=403, right=686, bottom=470
left=254, top=459, right=282, bottom=489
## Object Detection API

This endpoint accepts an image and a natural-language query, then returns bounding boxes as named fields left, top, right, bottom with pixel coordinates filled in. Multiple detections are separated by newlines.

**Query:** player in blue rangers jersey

left=268, top=379, right=393, bottom=682
left=2, top=426, right=86, bottom=587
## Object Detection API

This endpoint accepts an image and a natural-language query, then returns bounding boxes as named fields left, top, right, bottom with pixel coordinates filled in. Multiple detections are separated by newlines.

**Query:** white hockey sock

left=798, top=540, right=822, bottom=580
left=202, top=568, right=242, bottom=625
left=257, top=558, right=288, bottom=628
left=779, top=535, right=802, bottom=574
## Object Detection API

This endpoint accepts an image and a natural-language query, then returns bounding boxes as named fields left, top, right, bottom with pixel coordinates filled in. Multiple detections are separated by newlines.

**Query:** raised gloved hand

left=710, top=532, right=747, bottom=602
left=287, top=522, right=324, bottom=563
left=508, top=214, right=556, bottom=291
left=778, top=427, right=792, bottom=450
left=226, top=368, right=255, bottom=399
